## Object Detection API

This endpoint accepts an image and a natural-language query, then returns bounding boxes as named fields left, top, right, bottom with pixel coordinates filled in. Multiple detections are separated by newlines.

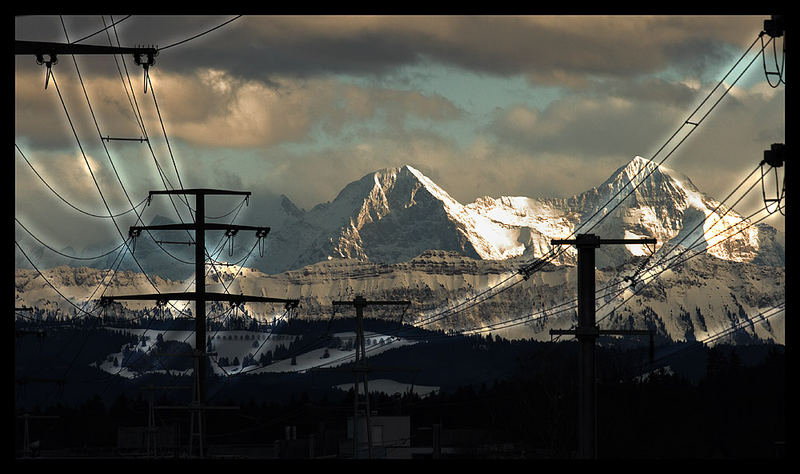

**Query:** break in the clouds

left=15, top=64, right=464, bottom=150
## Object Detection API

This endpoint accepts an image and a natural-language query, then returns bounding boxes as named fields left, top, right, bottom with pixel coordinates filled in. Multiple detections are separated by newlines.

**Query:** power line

left=14, top=240, right=125, bottom=320
left=142, top=71, right=253, bottom=286
left=593, top=203, right=784, bottom=333
left=411, top=179, right=782, bottom=343
left=147, top=73, right=187, bottom=203
left=103, top=16, right=147, bottom=136
left=48, top=67, right=202, bottom=320
left=105, top=16, right=195, bottom=217
left=55, top=196, right=781, bottom=387
left=631, top=172, right=766, bottom=283
left=73, top=241, right=241, bottom=387
left=760, top=31, right=786, bottom=88
left=413, top=31, right=771, bottom=332
left=59, top=18, right=197, bottom=268
left=630, top=303, right=784, bottom=378
left=15, top=217, right=128, bottom=261
left=83, top=193, right=263, bottom=390
left=78, top=134, right=780, bottom=382
left=69, top=15, right=132, bottom=44
left=15, top=144, right=149, bottom=219
left=157, top=16, right=243, bottom=51
left=533, top=31, right=766, bottom=267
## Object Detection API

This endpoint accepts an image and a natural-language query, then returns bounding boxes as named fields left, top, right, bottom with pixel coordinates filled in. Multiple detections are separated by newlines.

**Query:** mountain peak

left=600, top=156, right=700, bottom=194
left=280, top=194, right=304, bottom=218
left=370, top=164, right=427, bottom=182
left=621, top=155, right=662, bottom=180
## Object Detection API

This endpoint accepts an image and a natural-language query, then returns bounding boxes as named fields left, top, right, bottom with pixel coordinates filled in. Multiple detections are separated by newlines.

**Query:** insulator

left=44, top=65, right=52, bottom=90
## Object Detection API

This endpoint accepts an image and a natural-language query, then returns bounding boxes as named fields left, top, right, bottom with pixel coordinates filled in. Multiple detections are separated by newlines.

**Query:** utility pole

left=549, top=234, right=656, bottom=459
left=17, top=413, right=60, bottom=458
left=761, top=14, right=785, bottom=211
left=331, top=296, right=410, bottom=459
left=101, top=188, right=299, bottom=458
left=140, top=384, right=191, bottom=457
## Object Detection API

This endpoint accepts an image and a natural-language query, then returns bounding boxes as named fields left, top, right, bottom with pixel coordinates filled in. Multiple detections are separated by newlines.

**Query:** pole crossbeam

left=550, top=233, right=656, bottom=459
left=101, top=292, right=298, bottom=306
left=332, top=300, right=411, bottom=307
left=130, top=224, right=269, bottom=233
left=149, top=189, right=251, bottom=197
left=15, top=40, right=158, bottom=56
left=552, top=236, right=657, bottom=247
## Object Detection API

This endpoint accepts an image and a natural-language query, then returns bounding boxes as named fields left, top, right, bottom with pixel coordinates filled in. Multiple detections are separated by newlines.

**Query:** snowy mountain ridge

left=255, top=156, right=782, bottom=274
left=15, top=156, right=783, bottom=279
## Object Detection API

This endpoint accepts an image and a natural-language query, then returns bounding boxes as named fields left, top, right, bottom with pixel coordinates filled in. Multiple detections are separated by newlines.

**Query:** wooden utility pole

left=331, top=296, right=410, bottom=459
left=101, top=188, right=299, bottom=457
left=549, top=234, right=656, bottom=459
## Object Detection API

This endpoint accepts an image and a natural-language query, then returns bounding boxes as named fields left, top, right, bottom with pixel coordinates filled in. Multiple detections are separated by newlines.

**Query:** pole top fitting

left=133, top=46, right=158, bottom=66
left=764, top=15, right=785, bottom=38
left=763, top=143, right=786, bottom=168
left=575, top=234, right=601, bottom=248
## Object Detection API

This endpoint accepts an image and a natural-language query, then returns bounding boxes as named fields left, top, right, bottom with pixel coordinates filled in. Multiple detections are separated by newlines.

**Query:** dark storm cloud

left=17, top=15, right=766, bottom=83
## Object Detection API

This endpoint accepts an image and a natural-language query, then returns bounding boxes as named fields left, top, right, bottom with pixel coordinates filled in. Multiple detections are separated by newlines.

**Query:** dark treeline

left=13, top=319, right=784, bottom=458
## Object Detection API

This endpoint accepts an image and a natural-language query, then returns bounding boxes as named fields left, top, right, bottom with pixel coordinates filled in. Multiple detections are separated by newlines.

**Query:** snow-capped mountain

left=14, top=156, right=784, bottom=344
left=19, top=156, right=781, bottom=277
left=255, top=157, right=783, bottom=273
left=259, top=164, right=537, bottom=274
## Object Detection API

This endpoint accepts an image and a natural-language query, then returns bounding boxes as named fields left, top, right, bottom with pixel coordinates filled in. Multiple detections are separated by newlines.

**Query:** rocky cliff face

left=14, top=248, right=785, bottom=344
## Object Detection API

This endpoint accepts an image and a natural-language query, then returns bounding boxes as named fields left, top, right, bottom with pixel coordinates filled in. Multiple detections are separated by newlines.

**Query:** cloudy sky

left=14, top=15, right=785, bottom=255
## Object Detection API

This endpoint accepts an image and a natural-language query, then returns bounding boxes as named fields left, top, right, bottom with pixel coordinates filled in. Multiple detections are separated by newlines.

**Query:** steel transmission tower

left=332, top=296, right=410, bottom=459
left=101, top=189, right=299, bottom=457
